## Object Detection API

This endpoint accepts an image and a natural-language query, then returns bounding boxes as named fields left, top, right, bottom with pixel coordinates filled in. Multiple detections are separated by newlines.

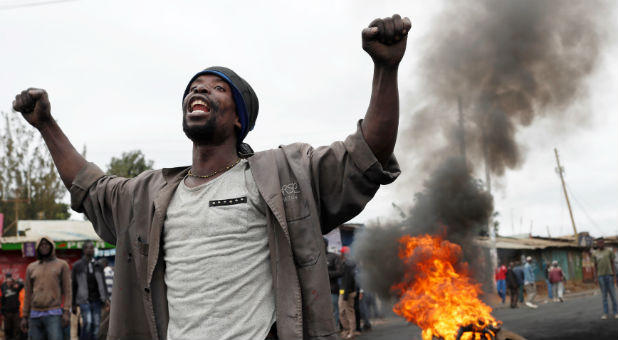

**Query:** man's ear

left=234, top=114, right=242, bottom=130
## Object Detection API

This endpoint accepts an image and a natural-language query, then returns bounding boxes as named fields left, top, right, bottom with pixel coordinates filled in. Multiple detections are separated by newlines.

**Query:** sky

left=1, top=0, right=616, bottom=238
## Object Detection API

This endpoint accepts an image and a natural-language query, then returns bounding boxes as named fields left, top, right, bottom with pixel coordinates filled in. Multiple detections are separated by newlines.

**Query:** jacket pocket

left=284, top=198, right=310, bottom=222
left=286, top=200, right=319, bottom=267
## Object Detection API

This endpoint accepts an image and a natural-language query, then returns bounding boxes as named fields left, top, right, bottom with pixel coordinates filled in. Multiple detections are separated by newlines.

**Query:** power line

left=0, top=0, right=79, bottom=10
left=565, top=182, right=606, bottom=236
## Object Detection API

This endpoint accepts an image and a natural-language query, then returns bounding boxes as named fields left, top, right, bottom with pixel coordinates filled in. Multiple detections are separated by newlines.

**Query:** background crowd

left=1, top=237, right=113, bottom=340
left=1, top=236, right=616, bottom=339
left=494, top=238, right=617, bottom=319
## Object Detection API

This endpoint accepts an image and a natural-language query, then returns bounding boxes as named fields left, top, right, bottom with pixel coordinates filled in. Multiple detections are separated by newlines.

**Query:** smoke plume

left=353, top=0, right=610, bottom=299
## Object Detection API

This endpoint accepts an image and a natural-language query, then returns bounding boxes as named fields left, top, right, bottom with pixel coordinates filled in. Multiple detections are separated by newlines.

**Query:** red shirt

left=549, top=267, right=564, bottom=283
left=495, top=265, right=507, bottom=281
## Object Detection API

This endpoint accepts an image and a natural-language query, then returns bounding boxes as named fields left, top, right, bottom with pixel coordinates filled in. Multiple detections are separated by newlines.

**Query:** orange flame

left=392, top=234, right=501, bottom=340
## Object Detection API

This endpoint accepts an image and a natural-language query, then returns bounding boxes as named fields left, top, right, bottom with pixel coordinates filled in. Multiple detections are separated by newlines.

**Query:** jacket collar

left=161, top=166, right=190, bottom=184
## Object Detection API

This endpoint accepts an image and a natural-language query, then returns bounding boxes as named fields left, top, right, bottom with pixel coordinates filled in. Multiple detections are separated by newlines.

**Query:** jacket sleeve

left=341, top=264, right=351, bottom=300
left=98, top=265, right=107, bottom=302
left=308, top=120, right=400, bottom=232
left=69, top=162, right=137, bottom=245
left=328, top=256, right=344, bottom=279
left=61, top=261, right=71, bottom=313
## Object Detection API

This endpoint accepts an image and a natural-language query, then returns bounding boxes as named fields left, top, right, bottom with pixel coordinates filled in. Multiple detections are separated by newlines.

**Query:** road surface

left=355, top=291, right=618, bottom=340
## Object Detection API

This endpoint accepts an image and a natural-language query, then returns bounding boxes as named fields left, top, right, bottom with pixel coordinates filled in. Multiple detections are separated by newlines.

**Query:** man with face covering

left=12, top=14, right=410, bottom=340
left=20, top=237, right=71, bottom=340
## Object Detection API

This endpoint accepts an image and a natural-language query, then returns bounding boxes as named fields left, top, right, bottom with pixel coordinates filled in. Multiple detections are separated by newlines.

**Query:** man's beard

left=183, top=114, right=219, bottom=144
left=183, top=96, right=222, bottom=144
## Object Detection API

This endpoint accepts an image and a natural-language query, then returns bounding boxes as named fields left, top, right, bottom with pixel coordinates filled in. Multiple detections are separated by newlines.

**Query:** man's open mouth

left=189, top=98, right=210, bottom=113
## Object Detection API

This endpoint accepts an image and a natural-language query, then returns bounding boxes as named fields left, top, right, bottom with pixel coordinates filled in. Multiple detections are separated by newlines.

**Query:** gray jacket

left=71, top=257, right=107, bottom=306
left=69, top=123, right=399, bottom=339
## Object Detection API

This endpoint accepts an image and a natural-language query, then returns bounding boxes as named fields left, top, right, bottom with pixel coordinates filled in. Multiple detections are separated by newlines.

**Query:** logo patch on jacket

left=281, top=182, right=301, bottom=202
left=209, top=196, right=247, bottom=207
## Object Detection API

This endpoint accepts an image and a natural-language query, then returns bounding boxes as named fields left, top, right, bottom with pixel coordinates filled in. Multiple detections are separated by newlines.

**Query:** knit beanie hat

left=182, top=66, right=259, bottom=143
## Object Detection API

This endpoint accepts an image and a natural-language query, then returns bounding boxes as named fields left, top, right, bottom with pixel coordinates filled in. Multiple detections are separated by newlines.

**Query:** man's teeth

left=190, top=99, right=209, bottom=112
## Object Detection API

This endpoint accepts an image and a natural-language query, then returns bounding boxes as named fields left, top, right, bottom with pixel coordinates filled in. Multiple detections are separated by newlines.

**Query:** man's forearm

left=361, top=64, right=399, bottom=166
left=37, top=119, right=87, bottom=189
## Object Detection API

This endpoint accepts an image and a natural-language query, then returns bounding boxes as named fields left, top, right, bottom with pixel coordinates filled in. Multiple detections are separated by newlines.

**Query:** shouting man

left=12, top=14, right=410, bottom=340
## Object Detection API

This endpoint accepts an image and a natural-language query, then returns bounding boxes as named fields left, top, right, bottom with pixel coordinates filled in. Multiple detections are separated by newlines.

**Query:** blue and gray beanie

left=182, top=66, right=259, bottom=143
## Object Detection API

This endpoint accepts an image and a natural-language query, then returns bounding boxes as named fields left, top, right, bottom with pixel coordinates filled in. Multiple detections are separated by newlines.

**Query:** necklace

left=187, top=158, right=241, bottom=179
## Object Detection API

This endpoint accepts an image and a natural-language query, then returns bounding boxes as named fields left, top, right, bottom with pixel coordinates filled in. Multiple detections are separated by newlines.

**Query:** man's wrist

left=35, top=117, right=57, bottom=133
left=373, top=62, right=399, bottom=75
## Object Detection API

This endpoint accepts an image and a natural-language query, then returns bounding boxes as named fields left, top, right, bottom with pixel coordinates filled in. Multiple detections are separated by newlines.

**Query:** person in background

left=100, top=259, right=113, bottom=300
left=592, top=238, right=617, bottom=319
left=18, top=280, right=26, bottom=340
left=2, top=273, right=24, bottom=340
left=513, top=261, right=525, bottom=304
left=97, top=258, right=113, bottom=340
left=614, top=249, right=618, bottom=288
left=21, top=236, right=72, bottom=340
left=506, top=262, right=519, bottom=309
left=548, top=260, right=565, bottom=302
left=71, top=241, right=107, bottom=340
left=325, top=238, right=343, bottom=331
left=494, top=264, right=507, bottom=304
left=358, top=288, right=375, bottom=331
left=523, top=256, right=538, bottom=309
left=339, top=246, right=357, bottom=340
left=543, top=261, right=553, bottom=301
left=362, top=290, right=380, bottom=320
left=353, top=266, right=363, bottom=335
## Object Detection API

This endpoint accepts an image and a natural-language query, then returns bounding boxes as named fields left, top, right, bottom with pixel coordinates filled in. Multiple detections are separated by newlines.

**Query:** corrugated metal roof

left=475, top=236, right=582, bottom=250
left=1, top=220, right=102, bottom=244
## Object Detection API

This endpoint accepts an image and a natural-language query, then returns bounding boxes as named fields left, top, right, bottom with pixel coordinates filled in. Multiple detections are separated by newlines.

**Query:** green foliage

left=0, top=111, right=70, bottom=236
left=106, top=150, right=154, bottom=178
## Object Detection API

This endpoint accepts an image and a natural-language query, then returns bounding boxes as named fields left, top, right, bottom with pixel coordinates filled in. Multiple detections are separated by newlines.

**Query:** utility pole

left=554, top=148, right=578, bottom=243
left=481, top=116, right=497, bottom=291
left=1, top=187, right=29, bottom=236
left=458, top=96, right=466, bottom=161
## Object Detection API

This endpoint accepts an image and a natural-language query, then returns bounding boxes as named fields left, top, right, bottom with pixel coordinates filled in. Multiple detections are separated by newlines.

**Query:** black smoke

left=353, top=0, right=611, bottom=300
left=354, top=157, right=492, bottom=298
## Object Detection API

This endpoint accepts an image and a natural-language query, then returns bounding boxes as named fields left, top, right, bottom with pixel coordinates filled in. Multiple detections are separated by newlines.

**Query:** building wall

left=568, top=250, right=583, bottom=281
left=542, top=249, right=569, bottom=280
left=0, top=249, right=83, bottom=282
left=498, top=248, right=587, bottom=283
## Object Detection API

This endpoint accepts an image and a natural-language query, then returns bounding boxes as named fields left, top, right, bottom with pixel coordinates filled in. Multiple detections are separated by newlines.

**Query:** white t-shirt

left=163, top=160, right=275, bottom=340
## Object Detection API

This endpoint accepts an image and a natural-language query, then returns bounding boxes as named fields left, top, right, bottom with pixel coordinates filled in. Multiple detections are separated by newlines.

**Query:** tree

left=106, top=150, right=154, bottom=178
left=0, top=111, right=70, bottom=236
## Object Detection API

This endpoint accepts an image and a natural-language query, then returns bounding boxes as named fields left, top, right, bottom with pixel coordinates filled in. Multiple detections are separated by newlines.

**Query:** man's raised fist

left=362, top=14, right=412, bottom=67
left=13, top=88, right=52, bottom=129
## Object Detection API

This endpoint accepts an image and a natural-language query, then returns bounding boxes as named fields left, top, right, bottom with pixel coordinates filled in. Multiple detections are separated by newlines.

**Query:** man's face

left=6, top=277, right=14, bottom=286
left=597, top=239, right=605, bottom=249
left=38, top=239, right=52, bottom=257
left=182, top=74, right=240, bottom=145
left=83, top=243, right=95, bottom=258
